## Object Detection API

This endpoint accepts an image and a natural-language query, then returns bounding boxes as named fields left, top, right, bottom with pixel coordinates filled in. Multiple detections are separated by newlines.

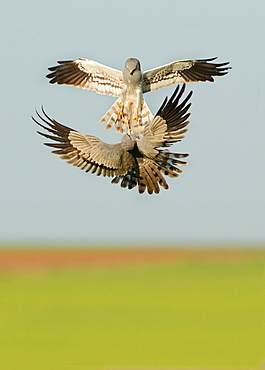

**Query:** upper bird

left=33, top=85, right=192, bottom=195
left=46, top=56, right=230, bottom=134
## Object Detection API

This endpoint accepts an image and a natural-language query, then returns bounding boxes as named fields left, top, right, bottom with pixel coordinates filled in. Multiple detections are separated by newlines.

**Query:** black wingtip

left=198, top=56, right=218, bottom=62
left=155, top=84, right=193, bottom=121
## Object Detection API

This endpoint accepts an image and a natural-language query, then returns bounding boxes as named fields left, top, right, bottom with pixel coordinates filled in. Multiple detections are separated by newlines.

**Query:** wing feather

left=154, top=84, right=192, bottom=145
left=32, top=108, right=132, bottom=176
left=46, top=58, right=124, bottom=97
left=142, top=57, right=230, bottom=93
left=138, top=85, right=192, bottom=159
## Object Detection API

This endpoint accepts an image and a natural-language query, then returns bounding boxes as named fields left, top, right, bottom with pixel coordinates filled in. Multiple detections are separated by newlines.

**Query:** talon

left=125, top=118, right=130, bottom=132
left=134, top=116, right=139, bottom=122
left=118, top=105, right=125, bottom=120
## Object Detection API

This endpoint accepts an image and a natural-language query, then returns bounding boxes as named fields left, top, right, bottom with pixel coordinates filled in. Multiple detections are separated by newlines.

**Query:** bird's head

left=125, top=58, right=141, bottom=75
left=121, top=133, right=138, bottom=142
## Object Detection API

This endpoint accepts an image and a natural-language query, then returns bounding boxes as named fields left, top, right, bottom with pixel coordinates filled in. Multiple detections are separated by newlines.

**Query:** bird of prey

left=46, top=56, right=230, bottom=134
left=33, top=85, right=192, bottom=195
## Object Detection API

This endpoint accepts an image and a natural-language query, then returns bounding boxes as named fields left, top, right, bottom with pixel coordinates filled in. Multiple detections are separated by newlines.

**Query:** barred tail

left=111, top=159, right=167, bottom=195
left=99, top=97, right=153, bottom=135
left=137, top=159, right=169, bottom=194
left=111, top=150, right=188, bottom=195
left=137, top=150, right=189, bottom=194
left=99, top=97, right=126, bottom=134
left=111, top=168, right=138, bottom=190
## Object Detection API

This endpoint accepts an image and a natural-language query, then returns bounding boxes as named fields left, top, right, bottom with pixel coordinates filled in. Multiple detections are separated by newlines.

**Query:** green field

left=0, top=249, right=264, bottom=370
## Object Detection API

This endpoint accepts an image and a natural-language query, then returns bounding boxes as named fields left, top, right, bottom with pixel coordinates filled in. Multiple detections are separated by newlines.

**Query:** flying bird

left=46, top=56, right=230, bottom=134
left=33, top=85, right=192, bottom=194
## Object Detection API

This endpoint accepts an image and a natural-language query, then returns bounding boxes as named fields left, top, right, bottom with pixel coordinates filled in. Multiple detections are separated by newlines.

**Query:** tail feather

left=138, top=159, right=169, bottom=194
left=99, top=97, right=124, bottom=133
left=111, top=169, right=138, bottom=190
left=112, top=158, right=169, bottom=195
left=99, top=97, right=153, bottom=135
left=111, top=148, right=188, bottom=194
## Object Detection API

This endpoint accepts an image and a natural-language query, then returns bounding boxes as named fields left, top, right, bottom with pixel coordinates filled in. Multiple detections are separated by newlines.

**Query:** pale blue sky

left=1, top=0, right=264, bottom=246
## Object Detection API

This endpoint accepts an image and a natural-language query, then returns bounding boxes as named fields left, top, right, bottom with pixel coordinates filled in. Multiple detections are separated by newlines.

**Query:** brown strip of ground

left=0, top=247, right=264, bottom=271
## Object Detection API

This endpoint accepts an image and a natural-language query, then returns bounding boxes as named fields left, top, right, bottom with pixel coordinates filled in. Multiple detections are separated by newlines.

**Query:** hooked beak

left=129, top=70, right=133, bottom=75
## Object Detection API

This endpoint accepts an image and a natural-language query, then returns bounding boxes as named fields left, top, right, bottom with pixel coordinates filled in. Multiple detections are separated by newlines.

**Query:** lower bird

left=46, top=57, right=229, bottom=134
left=33, top=85, right=192, bottom=194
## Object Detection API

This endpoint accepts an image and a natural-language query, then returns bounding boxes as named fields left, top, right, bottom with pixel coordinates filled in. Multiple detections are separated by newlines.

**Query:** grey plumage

left=46, top=56, right=230, bottom=134
left=33, top=85, right=192, bottom=194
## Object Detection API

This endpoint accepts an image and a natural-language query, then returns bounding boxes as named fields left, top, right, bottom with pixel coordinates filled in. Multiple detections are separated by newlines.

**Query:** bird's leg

left=125, top=117, right=131, bottom=133
left=133, top=104, right=139, bottom=122
left=119, top=105, right=125, bottom=120
left=133, top=96, right=142, bottom=123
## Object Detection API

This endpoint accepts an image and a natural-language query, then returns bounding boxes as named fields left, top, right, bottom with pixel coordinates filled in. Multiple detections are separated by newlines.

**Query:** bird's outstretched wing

left=46, top=59, right=124, bottom=97
left=142, top=57, right=230, bottom=93
left=155, top=84, right=192, bottom=145
left=32, top=108, right=133, bottom=177
left=138, top=84, right=192, bottom=156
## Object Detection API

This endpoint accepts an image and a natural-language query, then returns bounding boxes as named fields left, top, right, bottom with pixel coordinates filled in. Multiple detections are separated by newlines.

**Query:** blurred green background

left=0, top=248, right=264, bottom=370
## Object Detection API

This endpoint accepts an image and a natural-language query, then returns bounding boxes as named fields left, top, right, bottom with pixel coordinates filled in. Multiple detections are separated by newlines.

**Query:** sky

left=1, top=0, right=265, bottom=246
